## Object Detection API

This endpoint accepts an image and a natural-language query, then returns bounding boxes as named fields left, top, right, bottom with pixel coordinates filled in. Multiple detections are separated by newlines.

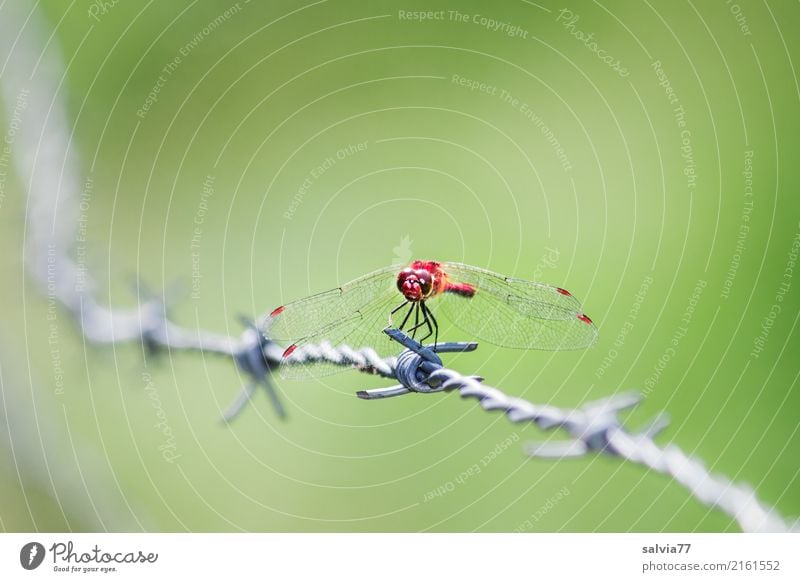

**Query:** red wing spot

left=269, top=306, right=285, bottom=317
left=282, top=344, right=297, bottom=358
left=556, top=287, right=571, bottom=296
left=577, top=314, right=593, bottom=325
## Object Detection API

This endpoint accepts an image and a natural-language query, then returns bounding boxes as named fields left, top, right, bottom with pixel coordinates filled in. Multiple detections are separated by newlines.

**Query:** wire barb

left=374, top=329, right=800, bottom=533
left=358, top=329, right=480, bottom=399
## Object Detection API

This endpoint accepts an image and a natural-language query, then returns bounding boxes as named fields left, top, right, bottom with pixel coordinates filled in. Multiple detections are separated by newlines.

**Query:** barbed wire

left=371, top=330, right=798, bottom=533
left=2, top=0, right=797, bottom=533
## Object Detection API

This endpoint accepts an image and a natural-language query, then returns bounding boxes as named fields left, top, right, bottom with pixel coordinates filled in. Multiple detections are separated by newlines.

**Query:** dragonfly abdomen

left=443, top=281, right=476, bottom=298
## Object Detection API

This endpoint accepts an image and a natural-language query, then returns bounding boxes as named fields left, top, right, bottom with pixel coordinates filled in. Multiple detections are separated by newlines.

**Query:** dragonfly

left=265, top=260, right=598, bottom=378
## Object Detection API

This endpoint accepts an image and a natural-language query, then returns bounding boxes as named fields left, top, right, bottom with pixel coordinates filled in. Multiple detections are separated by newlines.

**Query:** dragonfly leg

left=407, top=302, right=429, bottom=339
left=409, top=301, right=434, bottom=344
left=416, top=302, right=435, bottom=344
left=416, top=306, right=433, bottom=342
left=420, top=302, right=439, bottom=348
left=396, top=302, right=415, bottom=331
left=411, top=303, right=420, bottom=339
left=389, top=300, right=409, bottom=325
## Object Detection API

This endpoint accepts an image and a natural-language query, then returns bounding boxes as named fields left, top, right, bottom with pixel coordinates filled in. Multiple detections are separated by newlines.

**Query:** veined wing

left=264, top=264, right=401, bottom=342
left=263, top=264, right=404, bottom=378
left=277, top=291, right=405, bottom=379
left=436, top=262, right=598, bottom=350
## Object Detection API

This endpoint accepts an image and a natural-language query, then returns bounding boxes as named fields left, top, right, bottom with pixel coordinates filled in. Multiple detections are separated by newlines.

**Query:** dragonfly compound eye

left=397, top=269, right=426, bottom=301
left=413, top=269, right=433, bottom=296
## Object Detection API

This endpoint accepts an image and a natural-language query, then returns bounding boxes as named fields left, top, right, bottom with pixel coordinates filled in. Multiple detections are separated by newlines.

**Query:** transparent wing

left=265, top=265, right=401, bottom=341
left=277, top=292, right=406, bottom=379
left=263, top=265, right=405, bottom=379
left=435, top=262, right=598, bottom=350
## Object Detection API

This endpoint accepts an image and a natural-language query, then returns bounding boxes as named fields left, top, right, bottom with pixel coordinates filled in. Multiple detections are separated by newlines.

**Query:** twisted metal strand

left=284, top=341, right=396, bottom=378
left=378, top=336, right=799, bottom=533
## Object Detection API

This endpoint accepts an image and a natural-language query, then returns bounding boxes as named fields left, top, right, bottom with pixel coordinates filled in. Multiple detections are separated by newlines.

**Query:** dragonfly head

left=397, top=267, right=433, bottom=301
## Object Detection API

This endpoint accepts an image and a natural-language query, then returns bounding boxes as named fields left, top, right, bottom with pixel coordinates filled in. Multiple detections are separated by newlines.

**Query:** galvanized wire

left=371, top=331, right=798, bottom=533
left=3, top=0, right=797, bottom=533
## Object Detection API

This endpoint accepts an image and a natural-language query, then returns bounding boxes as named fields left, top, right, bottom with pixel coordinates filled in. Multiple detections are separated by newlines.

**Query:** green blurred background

left=1, top=0, right=798, bottom=532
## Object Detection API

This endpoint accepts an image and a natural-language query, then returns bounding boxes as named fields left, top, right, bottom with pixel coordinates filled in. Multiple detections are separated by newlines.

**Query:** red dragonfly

left=266, top=260, right=597, bottom=377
